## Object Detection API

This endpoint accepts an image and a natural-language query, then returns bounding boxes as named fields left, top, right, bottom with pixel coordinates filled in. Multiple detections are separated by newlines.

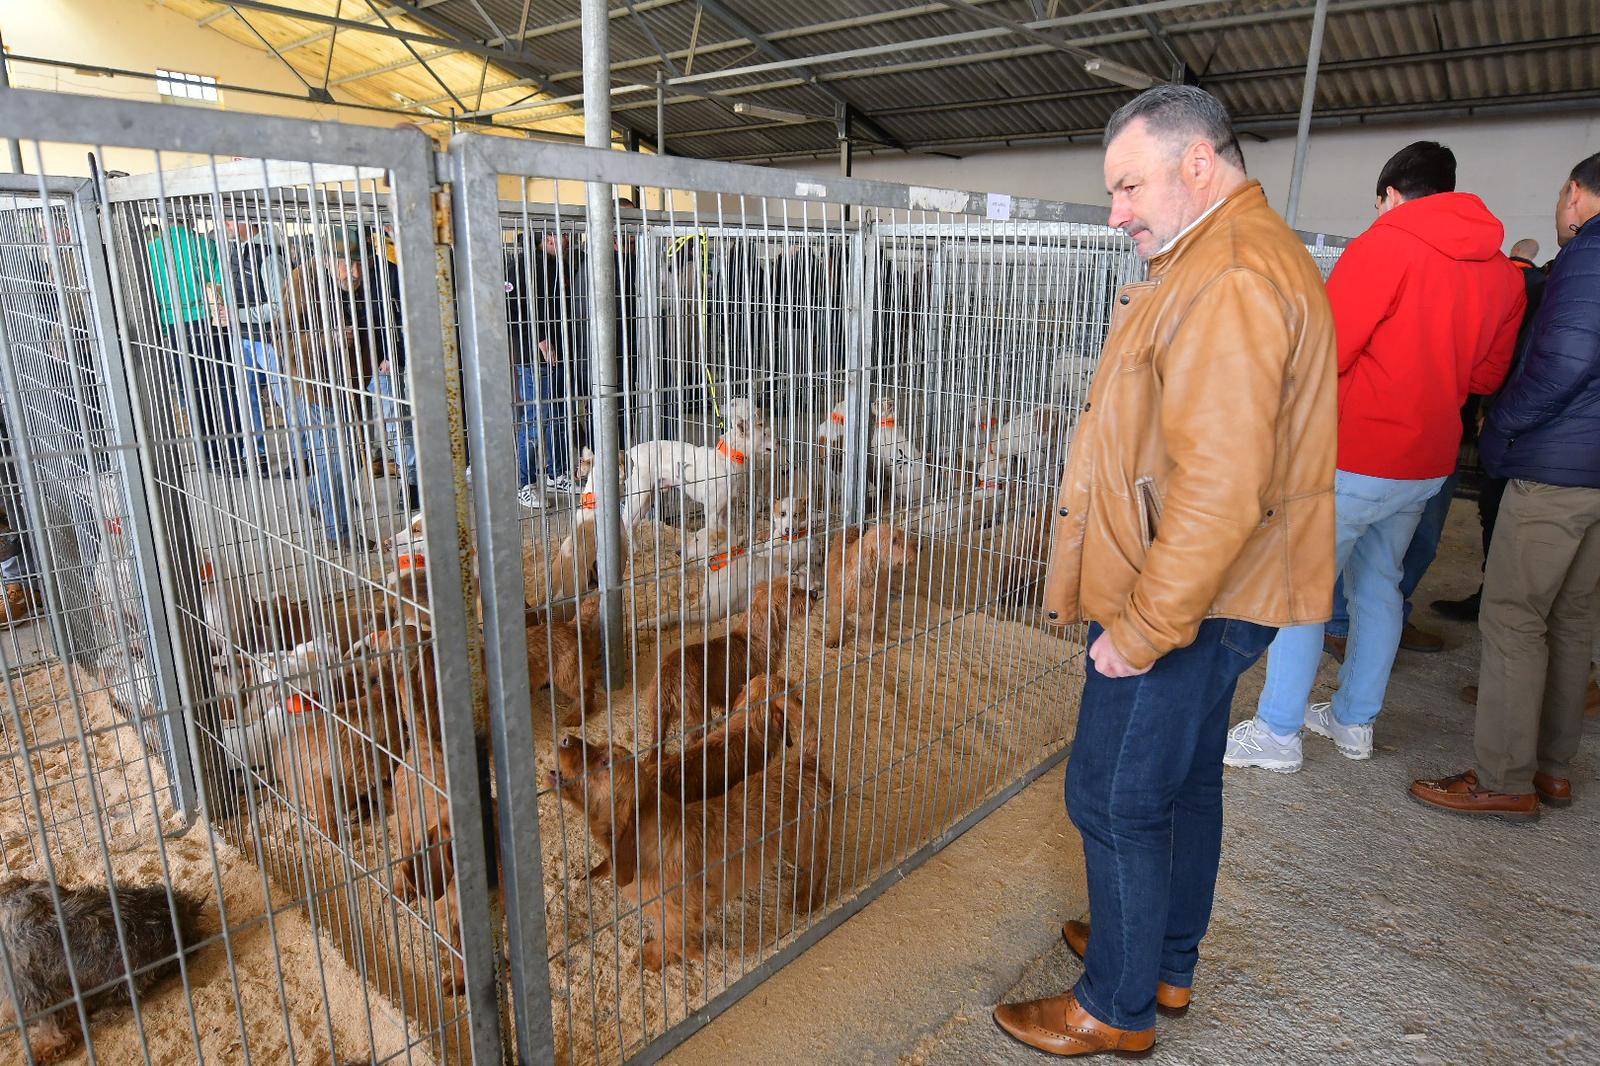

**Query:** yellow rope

left=667, top=229, right=722, bottom=429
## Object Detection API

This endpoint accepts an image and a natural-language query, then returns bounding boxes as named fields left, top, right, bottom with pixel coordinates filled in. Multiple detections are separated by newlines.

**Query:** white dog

left=616, top=397, right=776, bottom=537
left=870, top=397, right=935, bottom=505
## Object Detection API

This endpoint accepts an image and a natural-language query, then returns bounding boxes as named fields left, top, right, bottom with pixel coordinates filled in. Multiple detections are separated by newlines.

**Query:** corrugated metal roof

left=166, top=0, right=1600, bottom=161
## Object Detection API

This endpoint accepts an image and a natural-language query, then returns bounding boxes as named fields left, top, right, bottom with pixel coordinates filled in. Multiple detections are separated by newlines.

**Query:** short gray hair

left=1103, top=85, right=1246, bottom=171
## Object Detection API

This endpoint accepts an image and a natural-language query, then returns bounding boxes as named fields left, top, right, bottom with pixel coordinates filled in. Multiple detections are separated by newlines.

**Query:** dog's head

left=723, top=398, right=777, bottom=456
left=771, top=495, right=809, bottom=538
left=386, top=512, right=427, bottom=555
left=550, top=733, right=641, bottom=885
left=574, top=447, right=627, bottom=487
left=550, top=734, right=628, bottom=813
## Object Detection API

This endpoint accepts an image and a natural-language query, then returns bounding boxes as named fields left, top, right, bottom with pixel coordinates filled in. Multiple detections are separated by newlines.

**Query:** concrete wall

left=800, top=112, right=1600, bottom=256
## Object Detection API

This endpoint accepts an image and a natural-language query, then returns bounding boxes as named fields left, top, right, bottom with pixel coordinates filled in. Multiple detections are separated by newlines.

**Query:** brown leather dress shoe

left=1533, top=772, right=1572, bottom=808
left=1399, top=621, right=1444, bottom=653
left=993, top=990, right=1155, bottom=1059
left=1409, top=770, right=1538, bottom=821
left=1323, top=634, right=1346, bottom=663
left=1061, top=920, right=1192, bottom=1017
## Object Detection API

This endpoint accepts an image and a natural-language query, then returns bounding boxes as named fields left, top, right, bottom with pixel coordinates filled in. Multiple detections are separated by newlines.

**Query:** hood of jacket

left=1372, top=191, right=1505, bottom=262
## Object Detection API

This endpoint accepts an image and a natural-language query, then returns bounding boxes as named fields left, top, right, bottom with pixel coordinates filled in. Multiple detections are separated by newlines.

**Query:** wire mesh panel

left=452, top=136, right=1152, bottom=1065
left=0, top=89, right=497, bottom=1066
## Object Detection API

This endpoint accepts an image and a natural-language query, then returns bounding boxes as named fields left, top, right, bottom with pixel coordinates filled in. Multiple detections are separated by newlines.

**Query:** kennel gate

left=0, top=89, right=503, bottom=1066
left=452, top=134, right=1159, bottom=1065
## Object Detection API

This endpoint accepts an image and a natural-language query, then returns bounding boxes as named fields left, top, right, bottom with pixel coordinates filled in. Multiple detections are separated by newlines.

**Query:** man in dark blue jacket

left=1413, top=152, right=1600, bottom=819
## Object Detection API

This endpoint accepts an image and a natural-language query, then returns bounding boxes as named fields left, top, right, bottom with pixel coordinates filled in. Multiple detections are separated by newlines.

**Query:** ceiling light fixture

left=1083, top=58, right=1157, bottom=91
left=732, top=102, right=819, bottom=124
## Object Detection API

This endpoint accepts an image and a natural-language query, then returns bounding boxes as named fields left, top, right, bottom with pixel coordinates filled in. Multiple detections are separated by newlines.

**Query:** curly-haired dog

left=551, top=676, right=833, bottom=970
left=0, top=878, right=202, bottom=1063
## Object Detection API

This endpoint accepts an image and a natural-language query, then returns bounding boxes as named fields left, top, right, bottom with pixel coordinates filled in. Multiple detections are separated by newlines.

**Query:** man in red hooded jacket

left=1226, top=141, right=1526, bottom=773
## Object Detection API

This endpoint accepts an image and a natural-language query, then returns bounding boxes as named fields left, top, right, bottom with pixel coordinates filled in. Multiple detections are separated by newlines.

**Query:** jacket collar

left=1147, top=180, right=1268, bottom=277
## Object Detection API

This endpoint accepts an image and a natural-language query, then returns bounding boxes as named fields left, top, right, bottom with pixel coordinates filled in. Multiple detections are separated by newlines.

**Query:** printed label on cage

left=1316, top=233, right=1326, bottom=247
left=794, top=182, right=828, bottom=199
left=986, top=193, right=1012, bottom=221
left=909, top=186, right=970, bottom=214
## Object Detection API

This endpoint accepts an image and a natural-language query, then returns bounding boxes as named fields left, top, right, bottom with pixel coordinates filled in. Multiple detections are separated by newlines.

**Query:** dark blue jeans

left=1067, top=617, right=1276, bottom=1031
left=1327, top=472, right=1458, bottom=637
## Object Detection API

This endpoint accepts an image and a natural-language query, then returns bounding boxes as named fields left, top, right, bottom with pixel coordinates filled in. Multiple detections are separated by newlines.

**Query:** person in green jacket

left=147, top=220, right=242, bottom=472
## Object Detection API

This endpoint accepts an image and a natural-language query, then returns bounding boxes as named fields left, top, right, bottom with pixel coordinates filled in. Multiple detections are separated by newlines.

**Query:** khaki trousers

left=1476, top=479, right=1600, bottom=793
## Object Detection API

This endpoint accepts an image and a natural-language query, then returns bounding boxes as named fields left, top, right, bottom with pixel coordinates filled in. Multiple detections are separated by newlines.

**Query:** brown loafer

left=1532, top=772, right=1572, bottom=808
left=1323, top=634, right=1346, bottom=663
left=1409, top=770, right=1538, bottom=821
left=993, top=989, right=1155, bottom=1058
left=1061, top=920, right=1193, bottom=1017
left=1399, top=621, right=1444, bottom=653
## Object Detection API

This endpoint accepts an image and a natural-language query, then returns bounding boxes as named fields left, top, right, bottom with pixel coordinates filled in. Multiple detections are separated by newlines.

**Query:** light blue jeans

left=1256, top=470, right=1446, bottom=733
left=239, top=338, right=281, bottom=459
left=285, top=398, right=353, bottom=544
left=369, top=371, right=417, bottom=486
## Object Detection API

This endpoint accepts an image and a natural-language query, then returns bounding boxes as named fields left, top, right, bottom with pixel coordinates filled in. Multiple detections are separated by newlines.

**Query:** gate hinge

left=432, top=188, right=452, bottom=246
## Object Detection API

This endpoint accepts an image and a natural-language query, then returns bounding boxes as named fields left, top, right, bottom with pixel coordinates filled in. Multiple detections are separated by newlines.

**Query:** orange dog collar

left=707, top=545, right=747, bottom=571
left=284, top=692, right=320, bottom=716
left=717, top=439, right=747, bottom=465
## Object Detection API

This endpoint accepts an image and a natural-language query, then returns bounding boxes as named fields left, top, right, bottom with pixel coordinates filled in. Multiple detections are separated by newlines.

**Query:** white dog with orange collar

left=618, top=397, right=776, bottom=539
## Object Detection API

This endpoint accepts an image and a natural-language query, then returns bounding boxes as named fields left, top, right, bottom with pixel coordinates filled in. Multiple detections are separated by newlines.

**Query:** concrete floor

left=665, top=501, right=1600, bottom=1065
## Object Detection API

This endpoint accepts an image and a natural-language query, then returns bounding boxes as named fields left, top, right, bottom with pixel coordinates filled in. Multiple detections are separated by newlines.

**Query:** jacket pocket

left=1135, top=476, right=1162, bottom=550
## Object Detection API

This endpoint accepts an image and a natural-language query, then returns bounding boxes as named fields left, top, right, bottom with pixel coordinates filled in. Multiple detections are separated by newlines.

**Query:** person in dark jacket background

left=1413, top=151, right=1600, bottom=819
left=1432, top=242, right=1550, bottom=625
left=507, top=230, right=584, bottom=506
left=1227, top=141, right=1525, bottom=774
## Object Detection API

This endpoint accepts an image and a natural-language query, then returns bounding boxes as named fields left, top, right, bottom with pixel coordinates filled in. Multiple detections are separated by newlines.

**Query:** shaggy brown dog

left=0, top=879, right=203, bottom=1063
left=821, top=523, right=915, bottom=647
left=552, top=675, right=834, bottom=970
left=644, top=578, right=811, bottom=744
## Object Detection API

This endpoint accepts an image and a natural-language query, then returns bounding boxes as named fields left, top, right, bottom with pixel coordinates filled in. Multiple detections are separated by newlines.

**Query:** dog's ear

left=772, top=695, right=803, bottom=747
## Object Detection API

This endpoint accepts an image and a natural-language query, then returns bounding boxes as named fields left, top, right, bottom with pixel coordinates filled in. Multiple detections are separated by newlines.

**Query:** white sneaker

left=517, top=483, right=545, bottom=509
left=546, top=473, right=581, bottom=495
left=1222, top=718, right=1303, bottom=773
left=1304, top=702, right=1373, bottom=760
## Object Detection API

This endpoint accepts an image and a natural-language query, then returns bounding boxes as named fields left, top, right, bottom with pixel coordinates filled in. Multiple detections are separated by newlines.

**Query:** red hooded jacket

left=1327, top=192, right=1525, bottom=479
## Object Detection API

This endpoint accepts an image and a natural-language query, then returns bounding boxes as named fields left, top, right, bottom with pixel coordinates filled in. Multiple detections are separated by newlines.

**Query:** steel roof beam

left=687, top=0, right=910, bottom=152
left=718, top=89, right=1600, bottom=163
left=664, top=30, right=1600, bottom=141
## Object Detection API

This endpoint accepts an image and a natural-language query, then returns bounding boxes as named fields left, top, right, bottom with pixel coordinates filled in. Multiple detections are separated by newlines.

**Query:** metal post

left=841, top=218, right=876, bottom=525
left=583, top=0, right=626, bottom=688
left=655, top=69, right=667, bottom=157
left=0, top=36, right=23, bottom=175
left=1284, top=0, right=1329, bottom=227
left=72, top=179, right=197, bottom=818
left=449, top=137, right=554, bottom=1066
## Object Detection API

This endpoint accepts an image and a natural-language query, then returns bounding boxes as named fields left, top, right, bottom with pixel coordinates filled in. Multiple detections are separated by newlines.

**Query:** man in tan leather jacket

left=992, top=86, right=1338, bottom=1059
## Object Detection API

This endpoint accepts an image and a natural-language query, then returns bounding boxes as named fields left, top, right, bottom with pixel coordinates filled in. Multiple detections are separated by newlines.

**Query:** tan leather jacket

left=1042, top=181, right=1338, bottom=669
